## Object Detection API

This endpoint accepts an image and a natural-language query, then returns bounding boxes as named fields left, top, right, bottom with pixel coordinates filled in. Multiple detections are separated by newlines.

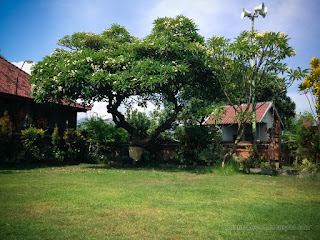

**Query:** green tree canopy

left=80, top=117, right=129, bottom=146
left=30, top=16, right=220, bottom=155
left=207, top=30, right=303, bottom=160
left=208, top=31, right=298, bottom=117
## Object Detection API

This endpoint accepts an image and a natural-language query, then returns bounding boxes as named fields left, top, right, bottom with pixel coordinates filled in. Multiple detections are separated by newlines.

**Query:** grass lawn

left=0, top=164, right=319, bottom=240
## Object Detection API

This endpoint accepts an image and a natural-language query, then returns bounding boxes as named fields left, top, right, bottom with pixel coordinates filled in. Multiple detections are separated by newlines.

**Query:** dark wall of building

left=0, top=93, right=78, bottom=134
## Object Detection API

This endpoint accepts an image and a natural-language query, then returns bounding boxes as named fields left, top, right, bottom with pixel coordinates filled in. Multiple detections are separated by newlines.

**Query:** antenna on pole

left=241, top=2, right=268, bottom=19
left=241, top=8, right=251, bottom=19
left=241, top=2, right=268, bottom=156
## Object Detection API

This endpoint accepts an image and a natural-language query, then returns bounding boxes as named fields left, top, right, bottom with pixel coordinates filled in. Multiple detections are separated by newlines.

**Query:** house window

left=233, top=135, right=237, bottom=142
left=245, top=134, right=253, bottom=141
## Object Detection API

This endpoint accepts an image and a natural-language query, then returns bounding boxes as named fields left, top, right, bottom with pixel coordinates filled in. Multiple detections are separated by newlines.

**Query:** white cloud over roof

left=11, top=61, right=34, bottom=74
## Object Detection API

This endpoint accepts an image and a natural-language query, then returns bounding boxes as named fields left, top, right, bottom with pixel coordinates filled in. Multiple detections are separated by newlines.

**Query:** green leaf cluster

left=29, top=15, right=220, bottom=147
left=207, top=30, right=301, bottom=124
left=282, top=113, right=320, bottom=162
left=30, top=16, right=217, bottom=108
left=80, top=117, right=129, bottom=145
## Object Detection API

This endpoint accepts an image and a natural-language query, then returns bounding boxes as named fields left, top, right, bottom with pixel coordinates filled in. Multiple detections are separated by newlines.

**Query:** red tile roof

left=0, top=55, right=32, bottom=98
left=0, top=55, right=91, bottom=111
left=205, top=101, right=273, bottom=125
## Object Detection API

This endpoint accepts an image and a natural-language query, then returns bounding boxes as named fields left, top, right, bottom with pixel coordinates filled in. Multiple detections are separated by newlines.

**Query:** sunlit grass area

left=0, top=164, right=319, bottom=239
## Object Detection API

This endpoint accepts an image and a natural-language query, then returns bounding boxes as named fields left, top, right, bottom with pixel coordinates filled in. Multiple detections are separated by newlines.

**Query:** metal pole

left=251, top=16, right=258, bottom=153
left=15, top=61, right=26, bottom=95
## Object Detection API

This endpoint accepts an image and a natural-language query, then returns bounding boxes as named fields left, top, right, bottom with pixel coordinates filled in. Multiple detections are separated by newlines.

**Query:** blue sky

left=1, top=0, right=319, bottom=118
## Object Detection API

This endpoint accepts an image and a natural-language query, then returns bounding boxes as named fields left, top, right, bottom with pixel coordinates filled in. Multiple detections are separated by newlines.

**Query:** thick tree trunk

left=252, top=130, right=259, bottom=157
left=252, top=102, right=259, bottom=157
left=222, top=122, right=246, bottom=167
left=107, top=94, right=182, bottom=163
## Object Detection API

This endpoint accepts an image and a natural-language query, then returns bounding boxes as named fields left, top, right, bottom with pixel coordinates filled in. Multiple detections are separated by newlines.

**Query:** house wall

left=221, top=110, right=282, bottom=165
left=258, top=110, right=274, bottom=142
left=221, top=125, right=237, bottom=142
left=257, top=123, right=268, bottom=142
left=0, top=95, right=78, bottom=133
left=32, top=103, right=77, bottom=132
left=222, top=123, right=268, bottom=142
left=263, top=110, right=274, bottom=129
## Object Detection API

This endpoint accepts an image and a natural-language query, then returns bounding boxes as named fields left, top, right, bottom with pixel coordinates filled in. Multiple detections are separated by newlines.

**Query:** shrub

left=49, top=127, right=91, bottom=163
left=21, top=126, right=48, bottom=162
left=260, top=161, right=278, bottom=175
left=299, top=159, right=318, bottom=173
left=232, top=154, right=246, bottom=168
left=246, top=146, right=266, bottom=168
left=282, top=113, right=320, bottom=163
left=174, top=125, right=223, bottom=165
left=260, top=161, right=276, bottom=170
left=52, top=125, right=61, bottom=148
left=80, top=117, right=129, bottom=162
left=64, top=129, right=84, bottom=151
left=0, top=111, right=14, bottom=162
left=63, top=129, right=89, bottom=163
left=80, top=117, right=129, bottom=145
left=51, top=125, right=66, bottom=162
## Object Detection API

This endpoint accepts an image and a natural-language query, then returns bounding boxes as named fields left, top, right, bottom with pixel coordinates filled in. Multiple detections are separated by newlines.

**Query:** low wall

left=115, top=141, right=179, bottom=160
left=222, top=141, right=280, bottom=164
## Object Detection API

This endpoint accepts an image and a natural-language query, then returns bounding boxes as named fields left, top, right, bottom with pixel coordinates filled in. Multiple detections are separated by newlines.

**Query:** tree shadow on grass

left=0, top=162, right=81, bottom=171
left=86, top=163, right=243, bottom=175
left=1, top=162, right=247, bottom=176
left=0, top=170, right=15, bottom=174
left=87, top=164, right=208, bottom=174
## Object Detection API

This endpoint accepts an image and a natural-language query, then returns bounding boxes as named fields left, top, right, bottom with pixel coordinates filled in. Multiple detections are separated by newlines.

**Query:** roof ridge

left=0, top=55, right=31, bottom=76
left=206, top=101, right=275, bottom=125
left=225, top=101, right=272, bottom=109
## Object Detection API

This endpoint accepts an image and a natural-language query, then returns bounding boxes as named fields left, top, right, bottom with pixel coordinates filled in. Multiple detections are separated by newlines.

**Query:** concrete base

left=129, top=146, right=144, bottom=163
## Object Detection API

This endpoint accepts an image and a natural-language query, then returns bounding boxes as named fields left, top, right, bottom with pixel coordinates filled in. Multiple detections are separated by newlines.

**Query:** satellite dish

left=241, top=8, right=252, bottom=19
left=254, top=3, right=268, bottom=18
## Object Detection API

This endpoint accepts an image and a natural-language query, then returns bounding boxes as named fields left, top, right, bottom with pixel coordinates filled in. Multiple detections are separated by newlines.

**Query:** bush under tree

left=0, top=111, right=15, bottom=162
left=21, top=127, right=48, bottom=162
left=174, top=125, right=222, bottom=166
left=80, top=117, right=129, bottom=162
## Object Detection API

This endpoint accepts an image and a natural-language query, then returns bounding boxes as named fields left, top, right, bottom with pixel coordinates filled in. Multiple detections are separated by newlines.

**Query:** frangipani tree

left=30, top=16, right=220, bottom=161
left=207, top=30, right=303, bottom=159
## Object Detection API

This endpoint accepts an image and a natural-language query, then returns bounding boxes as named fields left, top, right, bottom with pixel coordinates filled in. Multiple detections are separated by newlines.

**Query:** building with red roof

left=205, top=101, right=282, bottom=165
left=0, top=55, right=91, bottom=132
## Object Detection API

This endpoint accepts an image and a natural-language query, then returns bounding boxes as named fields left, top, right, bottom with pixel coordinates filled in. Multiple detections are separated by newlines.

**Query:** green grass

left=0, top=164, right=319, bottom=240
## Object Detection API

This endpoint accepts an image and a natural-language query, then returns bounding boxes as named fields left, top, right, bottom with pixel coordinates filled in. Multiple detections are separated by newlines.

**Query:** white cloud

left=142, top=0, right=315, bottom=43
left=144, top=0, right=243, bottom=39
left=11, top=61, right=34, bottom=74
left=127, top=100, right=158, bottom=114
left=77, top=102, right=111, bottom=120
